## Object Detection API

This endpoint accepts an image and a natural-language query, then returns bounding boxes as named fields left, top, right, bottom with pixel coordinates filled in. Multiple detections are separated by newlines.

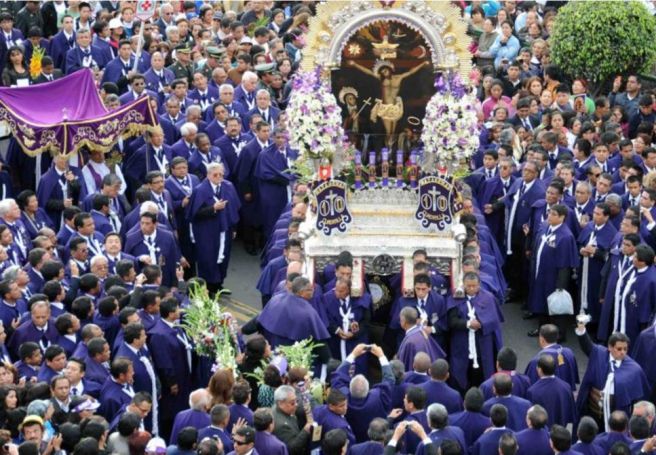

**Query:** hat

left=175, top=43, right=192, bottom=54
left=254, top=62, right=276, bottom=74
left=240, top=36, right=253, bottom=45
left=206, top=46, right=225, bottom=58
left=19, top=415, right=44, bottom=431
left=145, top=437, right=167, bottom=454
left=73, top=399, right=101, bottom=414
left=108, top=18, right=123, bottom=29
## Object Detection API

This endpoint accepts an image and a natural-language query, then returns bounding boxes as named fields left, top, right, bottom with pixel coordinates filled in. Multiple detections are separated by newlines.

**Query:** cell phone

left=364, top=345, right=372, bottom=351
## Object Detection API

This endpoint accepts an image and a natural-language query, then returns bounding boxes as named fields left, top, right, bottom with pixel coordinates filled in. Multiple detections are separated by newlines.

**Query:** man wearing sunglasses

left=230, top=426, right=258, bottom=455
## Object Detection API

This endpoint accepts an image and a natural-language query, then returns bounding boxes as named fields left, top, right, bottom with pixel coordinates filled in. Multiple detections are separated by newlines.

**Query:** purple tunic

left=482, top=395, right=532, bottom=431
left=186, top=179, right=241, bottom=285
left=515, top=428, right=553, bottom=455
left=396, top=325, right=446, bottom=372
left=254, top=431, right=288, bottom=455
left=170, top=409, right=211, bottom=445
left=524, top=343, right=579, bottom=391
left=450, top=410, right=491, bottom=451
left=527, top=376, right=577, bottom=426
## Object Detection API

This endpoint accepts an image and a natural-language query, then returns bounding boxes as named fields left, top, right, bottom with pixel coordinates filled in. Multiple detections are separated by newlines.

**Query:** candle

left=396, top=150, right=404, bottom=187
left=354, top=151, right=362, bottom=189
left=409, top=150, right=417, bottom=189
left=368, top=151, right=376, bottom=188
left=381, top=148, right=389, bottom=187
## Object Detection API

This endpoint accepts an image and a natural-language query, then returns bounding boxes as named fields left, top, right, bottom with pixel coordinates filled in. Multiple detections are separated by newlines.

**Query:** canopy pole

left=132, top=22, right=145, bottom=73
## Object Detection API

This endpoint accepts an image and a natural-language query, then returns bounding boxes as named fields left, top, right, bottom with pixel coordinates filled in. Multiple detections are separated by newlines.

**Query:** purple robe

left=450, top=411, right=491, bottom=451
left=170, top=409, right=211, bottom=445
left=256, top=292, right=330, bottom=347
left=227, top=404, right=253, bottom=433
left=593, top=432, right=633, bottom=454
left=254, top=431, right=288, bottom=455
left=478, top=175, right=515, bottom=247
left=123, top=143, right=173, bottom=187
left=198, top=426, right=233, bottom=453
left=416, top=427, right=467, bottom=455
left=576, top=337, right=650, bottom=419
left=256, top=255, right=287, bottom=296
left=515, top=428, right=553, bottom=455
left=98, top=377, right=133, bottom=422
left=631, top=324, right=656, bottom=389
left=36, top=365, right=60, bottom=384
left=323, top=291, right=370, bottom=368
left=204, top=120, right=226, bottom=144
left=396, top=325, right=445, bottom=371
left=254, top=144, right=297, bottom=237
left=20, top=209, right=54, bottom=240
left=48, top=30, right=74, bottom=70
left=188, top=147, right=231, bottom=181
left=418, top=380, right=463, bottom=414
left=7, top=319, right=58, bottom=359
left=85, top=357, right=110, bottom=386
left=525, top=344, right=579, bottom=391
left=15, top=361, right=39, bottom=381
left=577, top=221, right=618, bottom=322
left=186, top=179, right=240, bottom=285
left=64, top=45, right=107, bottom=74
left=350, top=441, right=384, bottom=455
left=165, top=173, right=200, bottom=262
left=0, top=300, right=26, bottom=335
left=236, top=139, right=267, bottom=227
left=312, top=405, right=356, bottom=447
left=527, top=223, right=578, bottom=314
left=447, top=290, right=503, bottom=390
left=147, top=319, right=193, bottom=430
left=616, top=266, right=656, bottom=342
left=527, top=376, right=577, bottom=426
left=214, top=134, right=248, bottom=181
left=115, top=343, right=155, bottom=396
left=402, top=411, right=430, bottom=454
left=144, top=68, right=176, bottom=105
left=483, top=395, right=532, bottom=431
left=479, top=371, right=531, bottom=400
left=390, top=291, right=448, bottom=336
left=123, top=228, right=181, bottom=287
left=572, top=443, right=603, bottom=455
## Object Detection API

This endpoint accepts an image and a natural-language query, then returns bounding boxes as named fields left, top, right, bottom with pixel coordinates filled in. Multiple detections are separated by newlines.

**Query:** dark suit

left=32, top=69, right=64, bottom=84
left=272, top=406, right=310, bottom=455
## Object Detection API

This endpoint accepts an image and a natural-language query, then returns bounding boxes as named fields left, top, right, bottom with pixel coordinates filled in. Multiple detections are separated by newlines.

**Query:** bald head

left=413, top=352, right=431, bottom=374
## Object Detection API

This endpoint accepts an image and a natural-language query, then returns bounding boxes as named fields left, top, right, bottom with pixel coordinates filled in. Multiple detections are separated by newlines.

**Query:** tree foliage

left=550, top=1, right=656, bottom=92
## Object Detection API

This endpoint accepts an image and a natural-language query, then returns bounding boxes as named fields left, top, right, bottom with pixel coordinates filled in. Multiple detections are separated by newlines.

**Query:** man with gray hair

left=349, top=418, right=388, bottom=453
left=247, top=89, right=280, bottom=129
left=331, top=343, right=394, bottom=443
left=272, top=384, right=313, bottom=455
left=235, top=71, right=258, bottom=111
left=8, top=299, right=57, bottom=357
left=169, top=388, right=211, bottom=444
left=415, top=403, right=467, bottom=455
left=0, top=198, right=31, bottom=262
left=172, top=122, right=199, bottom=160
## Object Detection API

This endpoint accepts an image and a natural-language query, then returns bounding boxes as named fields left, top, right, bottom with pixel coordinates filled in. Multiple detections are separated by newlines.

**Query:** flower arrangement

left=277, top=338, right=323, bottom=372
left=181, top=284, right=239, bottom=372
left=421, top=72, right=479, bottom=174
left=29, top=46, right=46, bottom=79
left=287, top=66, right=347, bottom=163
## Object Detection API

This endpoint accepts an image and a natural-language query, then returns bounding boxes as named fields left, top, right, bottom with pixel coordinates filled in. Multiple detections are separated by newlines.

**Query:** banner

left=314, top=180, right=352, bottom=235
left=415, top=176, right=463, bottom=231
left=136, top=0, right=157, bottom=20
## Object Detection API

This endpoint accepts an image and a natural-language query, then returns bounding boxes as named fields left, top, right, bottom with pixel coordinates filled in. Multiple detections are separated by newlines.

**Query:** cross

left=325, top=191, right=338, bottom=216
left=428, top=186, right=440, bottom=211
left=355, top=97, right=372, bottom=117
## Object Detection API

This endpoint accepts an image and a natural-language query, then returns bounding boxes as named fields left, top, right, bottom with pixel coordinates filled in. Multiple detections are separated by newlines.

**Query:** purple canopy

left=0, top=69, right=158, bottom=156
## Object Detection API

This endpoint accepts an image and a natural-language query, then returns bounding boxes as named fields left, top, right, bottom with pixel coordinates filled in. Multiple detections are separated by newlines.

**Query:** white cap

left=145, top=437, right=167, bottom=454
left=108, top=18, right=123, bottom=29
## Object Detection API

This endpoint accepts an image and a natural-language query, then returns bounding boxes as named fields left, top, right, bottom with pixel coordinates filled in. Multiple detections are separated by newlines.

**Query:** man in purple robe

left=85, top=337, right=111, bottom=386
left=254, top=128, right=297, bottom=238
left=390, top=274, right=448, bottom=348
left=447, top=272, right=503, bottom=390
left=236, top=121, right=270, bottom=255
left=313, top=388, right=356, bottom=448
left=253, top=408, right=288, bottom=455
left=188, top=133, right=232, bottom=181
left=124, top=129, right=173, bottom=197
left=450, top=387, right=491, bottom=451
left=186, top=162, right=240, bottom=293
left=503, top=161, right=546, bottom=301
left=324, top=278, right=371, bottom=373
left=36, top=155, right=86, bottom=230
left=331, top=343, right=394, bottom=443
left=575, top=320, right=650, bottom=431
left=527, top=355, right=576, bottom=427
left=396, top=306, right=445, bottom=372
left=418, top=359, right=463, bottom=413
left=471, top=405, right=513, bottom=455
left=480, top=156, right=516, bottom=249
left=170, top=389, right=212, bottom=444
left=0, top=198, right=32, bottom=265
left=7, top=300, right=57, bottom=359
left=64, top=28, right=105, bottom=74
left=98, top=357, right=135, bottom=423
left=482, top=373, right=532, bottom=431
left=166, top=157, right=200, bottom=268
left=527, top=204, right=578, bottom=336
left=147, top=298, right=193, bottom=441
left=214, top=117, right=249, bottom=183
left=415, top=403, right=467, bottom=455
left=631, top=324, right=656, bottom=394
left=611, top=244, right=656, bottom=342
left=100, top=39, right=135, bottom=93
left=479, top=347, right=531, bottom=400
left=525, top=324, right=579, bottom=391
left=514, top=405, right=553, bottom=455
left=14, top=342, right=41, bottom=380
left=123, top=213, right=181, bottom=287
left=577, top=203, right=618, bottom=325
left=598, top=233, right=641, bottom=342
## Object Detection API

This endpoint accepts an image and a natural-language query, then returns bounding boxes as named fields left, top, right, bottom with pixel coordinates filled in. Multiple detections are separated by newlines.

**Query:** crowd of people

left=0, top=1, right=655, bottom=455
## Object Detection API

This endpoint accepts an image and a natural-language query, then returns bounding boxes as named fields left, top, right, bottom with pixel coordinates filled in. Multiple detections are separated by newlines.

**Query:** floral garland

left=287, top=66, right=346, bottom=161
left=421, top=72, right=479, bottom=173
left=181, top=284, right=238, bottom=372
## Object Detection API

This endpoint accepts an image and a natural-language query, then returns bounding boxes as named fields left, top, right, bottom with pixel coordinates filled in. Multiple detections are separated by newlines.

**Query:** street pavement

left=221, top=241, right=588, bottom=379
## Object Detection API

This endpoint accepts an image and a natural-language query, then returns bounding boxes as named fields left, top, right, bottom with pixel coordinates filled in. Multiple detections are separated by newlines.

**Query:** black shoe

left=527, top=328, right=539, bottom=337
left=522, top=311, right=536, bottom=320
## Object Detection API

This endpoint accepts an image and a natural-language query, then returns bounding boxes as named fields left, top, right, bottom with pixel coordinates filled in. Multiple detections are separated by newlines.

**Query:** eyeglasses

left=233, top=440, right=247, bottom=446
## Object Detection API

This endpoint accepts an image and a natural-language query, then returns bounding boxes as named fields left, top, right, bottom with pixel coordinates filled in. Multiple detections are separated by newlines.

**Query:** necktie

left=72, top=387, right=78, bottom=396
left=546, top=227, right=553, bottom=237
left=157, top=196, right=165, bottom=209
left=147, top=236, right=153, bottom=246
left=631, top=197, right=637, bottom=206
left=158, top=72, right=165, bottom=83
left=155, top=148, right=163, bottom=161
left=68, top=36, right=74, bottom=47
left=577, top=206, right=584, bottom=215
left=83, top=49, right=90, bottom=56
left=214, top=186, right=221, bottom=199
left=520, top=183, right=526, bottom=196
left=486, top=170, right=492, bottom=179
left=179, top=178, right=188, bottom=187
left=47, top=74, right=53, bottom=81
left=503, top=181, right=510, bottom=192
left=596, top=195, right=604, bottom=202
left=261, top=110, right=267, bottom=122
left=124, top=63, right=131, bottom=73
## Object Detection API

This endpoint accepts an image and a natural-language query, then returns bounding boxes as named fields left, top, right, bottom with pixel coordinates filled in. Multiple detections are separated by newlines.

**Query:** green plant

left=550, top=1, right=656, bottom=95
